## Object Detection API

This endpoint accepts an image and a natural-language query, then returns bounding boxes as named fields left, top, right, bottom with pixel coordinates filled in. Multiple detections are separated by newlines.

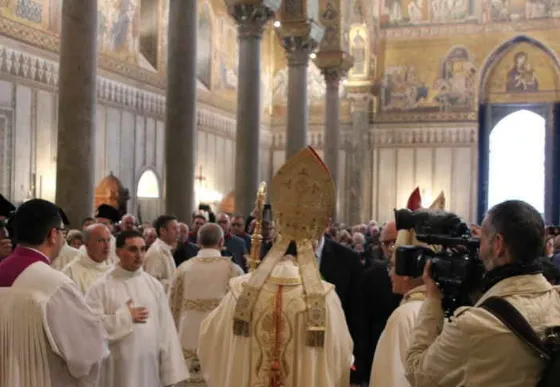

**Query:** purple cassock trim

left=0, top=246, right=50, bottom=287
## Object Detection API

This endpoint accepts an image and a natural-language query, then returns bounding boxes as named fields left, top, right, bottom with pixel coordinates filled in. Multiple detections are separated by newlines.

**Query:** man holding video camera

left=405, top=200, right=560, bottom=387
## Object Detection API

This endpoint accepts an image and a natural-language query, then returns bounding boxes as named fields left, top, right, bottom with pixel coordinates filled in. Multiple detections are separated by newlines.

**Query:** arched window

left=137, top=169, right=160, bottom=199
left=487, top=109, right=545, bottom=213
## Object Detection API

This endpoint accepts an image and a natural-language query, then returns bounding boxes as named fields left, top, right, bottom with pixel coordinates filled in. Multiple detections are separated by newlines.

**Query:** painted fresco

left=198, top=5, right=212, bottom=89
left=380, top=46, right=476, bottom=113
left=216, top=15, right=238, bottom=91
left=98, top=0, right=139, bottom=60
left=484, top=42, right=560, bottom=103
left=379, top=0, right=475, bottom=26
left=486, top=0, right=560, bottom=22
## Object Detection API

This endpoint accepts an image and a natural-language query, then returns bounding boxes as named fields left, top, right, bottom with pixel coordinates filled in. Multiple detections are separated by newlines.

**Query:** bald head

left=380, top=221, right=397, bottom=259
left=216, top=212, right=230, bottom=234
left=120, top=214, right=136, bottom=232
left=83, top=224, right=111, bottom=263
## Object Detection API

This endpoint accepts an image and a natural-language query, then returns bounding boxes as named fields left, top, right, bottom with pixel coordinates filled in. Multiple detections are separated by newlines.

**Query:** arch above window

left=137, top=169, right=160, bottom=199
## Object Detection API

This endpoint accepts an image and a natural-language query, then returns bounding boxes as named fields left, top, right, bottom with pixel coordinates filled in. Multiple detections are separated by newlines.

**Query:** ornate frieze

left=0, top=15, right=165, bottom=88
left=381, top=18, right=560, bottom=40
left=372, top=125, right=478, bottom=146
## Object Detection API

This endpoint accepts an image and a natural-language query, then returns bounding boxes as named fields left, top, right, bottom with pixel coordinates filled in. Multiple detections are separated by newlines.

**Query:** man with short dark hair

left=189, top=214, right=206, bottom=243
left=405, top=200, right=560, bottom=387
left=86, top=230, right=188, bottom=387
left=231, top=215, right=251, bottom=251
left=169, top=223, right=243, bottom=384
left=216, top=212, right=248, bottom=271
left=144, top=215, right=180, bottom=292
left=0, top=199, right=108, bottom=386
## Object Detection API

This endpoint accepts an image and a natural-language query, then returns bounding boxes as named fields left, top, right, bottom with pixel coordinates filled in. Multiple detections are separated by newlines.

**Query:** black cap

left=95, top=204, right=120, bottom=224
left=0, top=194, right=15, bottom=218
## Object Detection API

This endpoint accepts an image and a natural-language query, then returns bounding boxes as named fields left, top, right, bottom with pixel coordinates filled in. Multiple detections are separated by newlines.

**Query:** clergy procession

left=1, top=146, right=560, bottom=387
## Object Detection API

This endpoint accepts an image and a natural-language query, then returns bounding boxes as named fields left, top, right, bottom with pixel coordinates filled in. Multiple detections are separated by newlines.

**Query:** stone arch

left=136, top=168, right=161, bottom=199
left=478, top=35, right=560, bottom=103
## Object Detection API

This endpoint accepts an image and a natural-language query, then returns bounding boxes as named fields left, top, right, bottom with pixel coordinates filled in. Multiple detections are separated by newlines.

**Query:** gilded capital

left=313, top=50, right=353, bottom=87
left=226, top=1, right=281, bottom=38
left=347, top=91, right=373, bottom=113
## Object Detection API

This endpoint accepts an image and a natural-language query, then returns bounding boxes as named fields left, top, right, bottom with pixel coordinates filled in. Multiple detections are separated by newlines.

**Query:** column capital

left=347, top=91, right=374, bottom=113
left=227, top=2, right=278, bottom=38
left=277, top=20, right=324, bottom=66
left=314, top=50, right=353, bottom=88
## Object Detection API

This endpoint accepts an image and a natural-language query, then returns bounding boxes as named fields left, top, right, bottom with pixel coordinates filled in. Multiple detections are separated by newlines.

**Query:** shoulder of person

left=228, top=274, right=252, bottom=298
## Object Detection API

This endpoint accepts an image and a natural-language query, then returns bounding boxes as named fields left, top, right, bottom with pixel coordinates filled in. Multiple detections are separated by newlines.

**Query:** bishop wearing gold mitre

left=198, top=147, right=354, bottom=387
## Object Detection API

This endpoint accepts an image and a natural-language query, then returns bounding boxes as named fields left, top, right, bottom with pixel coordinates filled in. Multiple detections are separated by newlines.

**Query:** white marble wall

left=370, top=125, right=478, bottom=224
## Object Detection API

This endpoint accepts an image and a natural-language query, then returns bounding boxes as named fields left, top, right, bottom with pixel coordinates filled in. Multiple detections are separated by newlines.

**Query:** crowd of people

left=1, top=146, right=560, bottom=387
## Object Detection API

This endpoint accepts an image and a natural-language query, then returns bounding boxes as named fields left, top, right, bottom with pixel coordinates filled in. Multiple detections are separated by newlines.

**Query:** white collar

left=79, top=250, right=112, bottom=271
left=315, top=235, right=325, bottom=257
left=196, top=248, right=222, bottom=258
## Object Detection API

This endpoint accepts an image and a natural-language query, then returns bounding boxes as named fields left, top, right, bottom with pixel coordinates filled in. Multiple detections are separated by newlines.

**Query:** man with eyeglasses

left=0, top=198, right=108, bottom=386
left=369, top=222, right=426, bottom=387
left=216, top=212, right=248, bottom=272
left=361, top=221, right=402, bottom=386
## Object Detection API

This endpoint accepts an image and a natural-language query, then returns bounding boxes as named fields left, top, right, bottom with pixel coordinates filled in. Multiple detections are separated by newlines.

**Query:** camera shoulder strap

left=480, top=296, right=550, bottom=360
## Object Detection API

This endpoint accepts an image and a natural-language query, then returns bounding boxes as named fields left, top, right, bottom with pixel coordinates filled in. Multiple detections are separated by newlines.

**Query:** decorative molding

left=371, top=125, right=478, bottom=146
left=270, top=123, right=352, bottom=149
left=0, top=15, right=165, bottom=88
left=381, top=18, right=560, bottom=40
left=375, top=111, right=478, bottom=123
left=0, top=43, right=166, bottom=116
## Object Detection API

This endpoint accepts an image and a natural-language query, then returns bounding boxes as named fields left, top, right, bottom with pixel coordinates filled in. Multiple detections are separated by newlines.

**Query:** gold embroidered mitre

left=233, top=146, right=335, bottom=347
left=429, top=191, right=446, bottom=210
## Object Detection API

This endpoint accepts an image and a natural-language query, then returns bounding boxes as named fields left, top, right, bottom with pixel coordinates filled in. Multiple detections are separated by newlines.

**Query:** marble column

left=323, top=70, right=340, bottom=189
left=55, top=0, right=98, bottom=227
left=229, top=4, right=276, bottom=217
left=286, top=47, right=311, bottom=158
left=165, top=0, right=197, bottom=222
left=347, top=93, right=371, bottom=225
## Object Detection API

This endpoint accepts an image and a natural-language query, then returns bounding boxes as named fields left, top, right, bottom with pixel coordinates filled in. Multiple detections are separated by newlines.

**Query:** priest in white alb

left=169, top=222, right=243, bottom=385
left=369, top=193, right=445, bottom=387
left=86, top=230, right=188, bottom=387
left=144, top=215, right=180, bottom=293
left=78, top=204, right=120, bottom=265
left=62, top=224, right=113, bottom=294
left=198, top=147, right=354, bottom=387
left=51, top=240, right=80, bottom=270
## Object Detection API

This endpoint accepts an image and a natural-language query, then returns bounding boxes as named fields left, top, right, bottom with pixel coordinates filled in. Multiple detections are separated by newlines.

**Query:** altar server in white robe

left=144, top=215, right=180, bottom=293
left=62, top=224, right=113, bottom=294
left=369, top=194, right=446, bottom=387
left=0, top=199, right=108, bottom=387
left=199, top=147, right=354, bottom=387
left=86, top=230, right=188, bottom=387
left=169, top=222, right=243, bottom=385
left=79, top=204, right=120, bottom=265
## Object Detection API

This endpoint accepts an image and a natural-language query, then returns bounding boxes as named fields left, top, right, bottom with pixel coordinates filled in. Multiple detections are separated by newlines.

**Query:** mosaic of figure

left=506, top=51, right=539, bottom=92
left=432, top=47, right=476, bottom=111
left=98, top=0, right=139, bottom=55
left=197, top=9, right=212, bottom=88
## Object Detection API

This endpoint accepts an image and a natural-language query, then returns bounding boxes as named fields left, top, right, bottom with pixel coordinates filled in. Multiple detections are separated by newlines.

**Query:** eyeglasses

left=381, top=240, right=396, bottom=248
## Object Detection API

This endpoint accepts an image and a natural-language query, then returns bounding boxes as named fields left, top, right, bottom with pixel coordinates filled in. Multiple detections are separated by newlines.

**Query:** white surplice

left=2, top=249, right=109, bottom=387
left=169, top=248, right=243, bottom=385
left=51, top=242, right=80, bottom=271
left=198, top=259, right=354, bottom=387
left=369, top=285, right=426, bottom=387
left=62, top=250, right=113, bottom=294
left=144, top=238, right=176, bottom=293
left=85, top=266, right=189, bottom=387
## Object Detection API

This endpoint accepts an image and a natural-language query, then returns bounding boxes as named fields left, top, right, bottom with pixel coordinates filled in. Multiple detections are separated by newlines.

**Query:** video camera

left=394, top=208, right=484, bottom=317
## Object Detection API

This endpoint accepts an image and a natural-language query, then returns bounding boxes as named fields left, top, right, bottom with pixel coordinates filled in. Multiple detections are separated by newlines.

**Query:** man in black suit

left=173, top=222, right=200, bottom=267
left=317, top=230, right=367, bottom=385
left=217, top=212, right=248, bottom=271
left=361, top=221, right=402, bottom=384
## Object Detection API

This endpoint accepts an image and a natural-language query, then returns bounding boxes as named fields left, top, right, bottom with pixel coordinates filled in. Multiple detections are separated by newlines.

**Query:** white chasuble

left=51, top=242, right=80, bottom=271
left=85, top=266, right=189, bottom=387
left=144, top=238, right=176, bottom=293
left=169, top=249, right=243, bottom=385
left=198, top=259, right=354, bottom=387
left=62, top=251, right=113, bottom=294
left=369, top=285, right=426, bottom=387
